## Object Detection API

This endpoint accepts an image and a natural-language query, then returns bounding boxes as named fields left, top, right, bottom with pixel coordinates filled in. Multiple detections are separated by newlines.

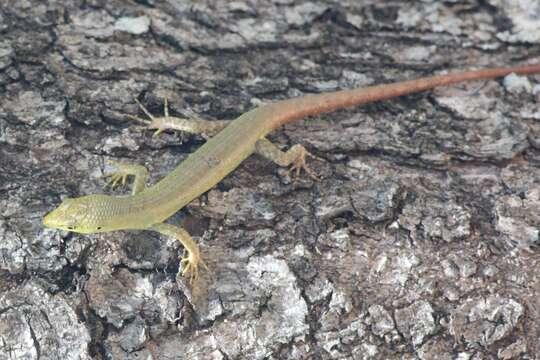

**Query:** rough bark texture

left=1, top=0, right=540, bottom=359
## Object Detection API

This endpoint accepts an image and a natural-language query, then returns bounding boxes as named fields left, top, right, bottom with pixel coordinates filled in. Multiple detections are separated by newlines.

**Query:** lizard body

left=43, top=63, right=540, bottom=281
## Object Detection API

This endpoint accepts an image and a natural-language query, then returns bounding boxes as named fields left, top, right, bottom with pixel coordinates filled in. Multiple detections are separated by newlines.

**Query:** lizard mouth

left=42, top=211, right=56, bottom=228
left=43, top=211, right=67, bottom=230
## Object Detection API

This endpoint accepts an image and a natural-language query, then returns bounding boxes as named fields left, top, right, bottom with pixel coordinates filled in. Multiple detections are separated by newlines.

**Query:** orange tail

left=270, top=63, right=540, bottom=129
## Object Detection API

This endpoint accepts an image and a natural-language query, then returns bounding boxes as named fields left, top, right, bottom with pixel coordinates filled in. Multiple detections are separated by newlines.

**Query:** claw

left=126, top=115, right=151, bottom=126
left=163, top=97, right=169, bottom=117
left=103, top=160, right=130, bottom=189
left=134, top=98, right=157, bottom=122
left=125, top=98, right=168, bottom=136
left=104, top=173, right=127, bottom=189
left=179, top=251, right=208, bottom=284
left=287, top=147, right=323, bottom=181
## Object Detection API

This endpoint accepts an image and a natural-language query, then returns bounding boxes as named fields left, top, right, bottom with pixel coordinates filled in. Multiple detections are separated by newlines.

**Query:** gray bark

left=1, top=0, right=539, bottom=359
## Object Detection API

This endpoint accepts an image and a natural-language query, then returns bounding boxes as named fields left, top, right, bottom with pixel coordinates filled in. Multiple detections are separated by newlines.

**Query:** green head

left=43, top=195, right=113, bottom=234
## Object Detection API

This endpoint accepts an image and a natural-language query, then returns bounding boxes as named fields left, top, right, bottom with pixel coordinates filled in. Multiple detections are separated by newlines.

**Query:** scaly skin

left=43, top=63, right=540, bottom=283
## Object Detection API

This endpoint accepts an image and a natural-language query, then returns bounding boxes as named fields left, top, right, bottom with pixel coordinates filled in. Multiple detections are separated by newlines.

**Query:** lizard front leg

left=103, top=160, right=149, bottom=195
left=255, top=138, right=323, bottom=179
left=150, top=223, right=207, bottom=284
left=127, top=98, right=229, bottom=138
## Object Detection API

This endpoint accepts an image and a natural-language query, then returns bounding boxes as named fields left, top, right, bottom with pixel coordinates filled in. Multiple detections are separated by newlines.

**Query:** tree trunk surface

left=1, top=1, right=539, bottom=359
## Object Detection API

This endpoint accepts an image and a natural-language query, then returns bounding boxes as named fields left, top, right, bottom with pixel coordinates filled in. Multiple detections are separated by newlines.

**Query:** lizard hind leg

left=125, top=97, right=174, bottom=137
left=103, top=160, right=149, bottom=195
left=254, top=138, right=323, bottom=180
left=125, top=97, right=229, bottom=138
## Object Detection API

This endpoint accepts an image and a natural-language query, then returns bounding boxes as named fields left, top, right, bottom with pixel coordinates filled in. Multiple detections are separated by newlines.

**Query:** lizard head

left=43, top=195, right=111, bottom=234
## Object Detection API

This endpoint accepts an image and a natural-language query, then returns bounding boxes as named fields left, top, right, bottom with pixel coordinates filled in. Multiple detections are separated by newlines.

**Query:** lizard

left=43, top=63, right=540, bottom=283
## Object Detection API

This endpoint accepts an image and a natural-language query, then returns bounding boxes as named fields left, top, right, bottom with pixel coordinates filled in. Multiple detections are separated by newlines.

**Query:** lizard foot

left=126, top=98, right=174, bottom=137
left=103, top=160, right=130, bottom=189
left=179, top=251, right=209, bottom=284
left=287, top=145, right=324, bottom=180
left=103, top=160, right=149, bottom=195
